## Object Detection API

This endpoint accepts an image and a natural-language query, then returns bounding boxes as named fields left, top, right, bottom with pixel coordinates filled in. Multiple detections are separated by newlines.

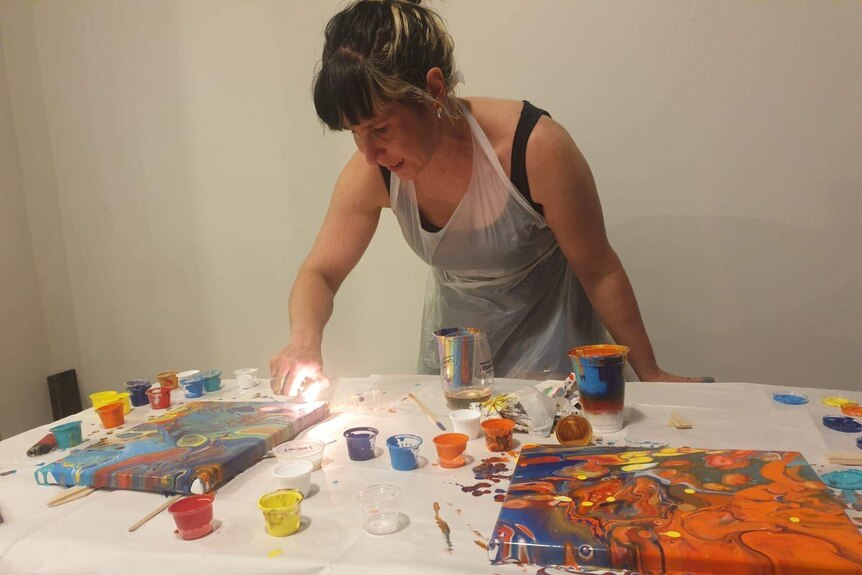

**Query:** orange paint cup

left=156, top=370, right=179, bottom=390
left=95, top=402, right=125, bottom=429
left=432, top=433, right=469, bottom=468
left=481, top=418, right=515, bottom=452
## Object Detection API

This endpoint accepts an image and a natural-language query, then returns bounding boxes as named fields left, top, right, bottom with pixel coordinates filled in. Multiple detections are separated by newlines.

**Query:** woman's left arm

left=526, top=117, right=709, bottom=382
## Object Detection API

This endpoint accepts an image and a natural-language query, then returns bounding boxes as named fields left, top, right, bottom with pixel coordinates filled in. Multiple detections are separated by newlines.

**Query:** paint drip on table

left=456, top=456, right=512, bottom=498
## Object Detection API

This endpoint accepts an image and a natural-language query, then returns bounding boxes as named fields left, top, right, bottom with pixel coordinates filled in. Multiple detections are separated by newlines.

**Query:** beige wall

left=1, top=0, right=859, bottom=424
left=0, top=21, right=52, bottom=438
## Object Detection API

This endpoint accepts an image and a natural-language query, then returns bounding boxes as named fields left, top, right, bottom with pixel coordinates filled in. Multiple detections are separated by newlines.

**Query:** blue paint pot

left=182, top=375, right=206, bottom=398
left=386, top=434, right=423, bottom=471
left=125, top=379, right=153, bottom=407
left=50, top=421, right=83, bottom=449
left=857, top=435, right=862, bottom=450
left=344, top=427, right=379, bottom=461
left=772, top=392, right=809, bottom=406
left=822, top=416, right=862, bottom=433
left=200, top=370, right=222, bottom=393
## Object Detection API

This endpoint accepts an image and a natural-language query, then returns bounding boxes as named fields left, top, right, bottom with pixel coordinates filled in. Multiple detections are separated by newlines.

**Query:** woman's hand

left=269, top=340, right=326, bottom=397
left=639, top=368, right=714, bottom=383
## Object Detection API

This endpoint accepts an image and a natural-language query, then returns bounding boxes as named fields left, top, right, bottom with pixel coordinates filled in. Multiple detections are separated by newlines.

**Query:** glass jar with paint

left=433, top=327, right=495, bottom=410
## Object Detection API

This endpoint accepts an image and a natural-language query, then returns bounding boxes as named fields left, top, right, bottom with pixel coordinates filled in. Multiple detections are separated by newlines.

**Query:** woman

left=270, top=0, right=710, bottom=396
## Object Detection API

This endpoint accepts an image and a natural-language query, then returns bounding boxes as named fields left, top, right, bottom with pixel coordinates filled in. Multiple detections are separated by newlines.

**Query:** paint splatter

left=458, top=481, right=494, bottom=497
left=267, top=549, right=282, bottom=558
left=0, top=469, right=17, bottom=477
left=772, top=392, right=809, bottom=405
left=432, top=502, right=452, bottom=551
left=822, top=416, right=862, bottom=433
left=472, top=457, right=511, bottom=483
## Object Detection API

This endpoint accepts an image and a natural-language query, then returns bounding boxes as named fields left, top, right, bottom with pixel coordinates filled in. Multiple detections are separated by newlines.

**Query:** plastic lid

left=274, top=439, right=325, bottom=460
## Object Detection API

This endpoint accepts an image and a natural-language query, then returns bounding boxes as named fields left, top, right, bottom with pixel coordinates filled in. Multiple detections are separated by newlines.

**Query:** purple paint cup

left=125, top=380, right=152, bottom=407
left=344, top=427, right=379, bottom=461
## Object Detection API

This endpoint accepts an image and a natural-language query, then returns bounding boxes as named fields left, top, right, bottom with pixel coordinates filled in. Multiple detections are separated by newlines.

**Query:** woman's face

left=349, top=100, right=438, bottom=181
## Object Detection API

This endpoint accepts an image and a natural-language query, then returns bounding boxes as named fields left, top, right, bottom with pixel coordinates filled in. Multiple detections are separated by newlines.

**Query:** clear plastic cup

left=357, top=484, right=402, bottom=535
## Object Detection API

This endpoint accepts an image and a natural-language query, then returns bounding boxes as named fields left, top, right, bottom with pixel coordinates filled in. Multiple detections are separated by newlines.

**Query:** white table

left=0, top=376, right=860, bottom=574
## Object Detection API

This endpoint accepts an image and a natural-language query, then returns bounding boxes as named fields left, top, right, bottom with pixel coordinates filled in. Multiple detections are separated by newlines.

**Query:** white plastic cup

left=449, top=409, right=482, bottom=439
left=235, top=368, right=258, bottom=390
left=272, top=461, right=313, bottom=497
left=357, top=484, right=402, bottom=535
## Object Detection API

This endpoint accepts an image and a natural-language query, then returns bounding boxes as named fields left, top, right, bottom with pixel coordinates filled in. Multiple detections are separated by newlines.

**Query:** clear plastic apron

left=388, top=104, right=606, bottom=379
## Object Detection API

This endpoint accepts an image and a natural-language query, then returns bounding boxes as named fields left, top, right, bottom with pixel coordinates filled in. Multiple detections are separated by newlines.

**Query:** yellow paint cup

left=115, top=392, right=132, bottom=414
left=258, top=489, right=303, bottom=537
left=89, top=391, right=120, bottom=410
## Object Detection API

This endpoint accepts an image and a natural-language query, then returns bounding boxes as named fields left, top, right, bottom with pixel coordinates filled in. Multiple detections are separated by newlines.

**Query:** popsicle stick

left=47, top=486, right=95, bottom=507
left=824, top=451, right=862, bottom=466
left=406, top=393, right=446, bottom=431
left=668, top=412, right=693, bottom=429
left=128, top=494, right=183, bottom=532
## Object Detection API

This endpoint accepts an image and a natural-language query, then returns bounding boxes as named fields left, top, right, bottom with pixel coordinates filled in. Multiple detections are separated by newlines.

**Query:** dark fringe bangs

left=313, top=54, right=382, bottom=131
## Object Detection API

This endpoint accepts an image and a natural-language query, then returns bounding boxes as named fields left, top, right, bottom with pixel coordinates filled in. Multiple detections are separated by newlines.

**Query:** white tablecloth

left=0, top=376, right=860, bottom=575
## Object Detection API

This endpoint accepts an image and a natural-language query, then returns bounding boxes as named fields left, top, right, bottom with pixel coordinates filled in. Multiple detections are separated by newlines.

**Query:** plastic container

left=344, top=427, right=378, bottom=461
left=200, top=370, right=222, bottom=393
left=554, top=414, right=593, bottom=447
left=386, top=434, right=423, bottom=471
left=357, top=484, right=402, bottom=535
left=235, top=368, right=258, bottom=390
left=273, top=439, right=326, bottom=471
left=115, top=392, right=132, bottom=415
left=168, top=494, right=215, bottom=540
left=272, top=461, right=313, bottom=496
left=156, top=370, right=180, bottom=390
left=258, top=489, right=303, bottom=537
left=96, top=402, right=125, bottom=429
left=182, top=374, right=206, bottom=398
left=125, top=380, right=152, bottom=407
left=50, top=421, right=83, bottom=449
left=89, top=391, right=120, bottom=410
left=146, top=386, right=172, bottom=410
left=480, top=418, right=515, bottom=452
left=569, top=344, right=630, bottom=434
left=432, top=433, right=469, bottom=468
left=449, top=409, right=481, bottom=439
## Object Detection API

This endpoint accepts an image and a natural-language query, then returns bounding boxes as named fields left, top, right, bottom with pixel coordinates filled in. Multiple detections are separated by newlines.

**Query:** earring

left=436, top=106, right=443, bottom=119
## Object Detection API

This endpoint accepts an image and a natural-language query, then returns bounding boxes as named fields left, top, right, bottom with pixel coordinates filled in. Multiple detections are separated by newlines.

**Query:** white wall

left=2, top=0, right=860, bottom=414
left=0, top=20, right=52, bottom=438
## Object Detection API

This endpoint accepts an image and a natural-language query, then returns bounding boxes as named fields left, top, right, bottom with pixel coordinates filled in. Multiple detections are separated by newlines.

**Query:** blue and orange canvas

left=489, top=445, right=862, bottom=574
left=35, top=401, right=329, bottom=494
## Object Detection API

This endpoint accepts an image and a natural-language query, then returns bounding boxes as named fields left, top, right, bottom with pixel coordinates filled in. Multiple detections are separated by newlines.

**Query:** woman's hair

left=313, top=0, right=460, bottom=130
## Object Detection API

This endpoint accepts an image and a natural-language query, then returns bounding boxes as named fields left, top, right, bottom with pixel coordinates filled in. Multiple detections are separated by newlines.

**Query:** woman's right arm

left=270, top=152, right=389, bottom=396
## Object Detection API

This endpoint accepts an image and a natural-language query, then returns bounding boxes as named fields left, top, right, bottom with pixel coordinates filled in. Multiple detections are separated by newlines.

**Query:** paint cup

left=344, top=427, right=379, bottom=461
left=433, top=327, right=495, bottom=410
left=182, top=374, right=206, bottom=398
left=156, top=370, right=180, bottom=390
left=555, top=414, right=593, bottom=447
left=125, top=380, right=152, bottom=407
left=235, top=368, right=258, bottom=390
left=95, top=402, right=125, bottom=429
left=258, top=489, right=303, bottom=537
left=481, top=418, right=515, bottom=452
left=357, top=484, right=402, bottom=535
left=432, top=433, right=469, bottom=468
left=200, top=369, right=222, bottom=393
left=89, top=390, right=120, bottom=410
left=449, top=409, right=482, bottom=439
left=115, top=392, right=132, bottom=414
left=168, top=494, right=215, bottom=540
left=349, top=389, right=381, bottom=414
left=274, top=439, right=326, bottom=471
left=49, top=421, right=83, bottom=449
left=569, top=344, right=630, bottom=435
left=146, top=386, right=172, bottom=409
left=272, top=461, right=314, bottom=496
left=386, top=434, right=423, bottom=471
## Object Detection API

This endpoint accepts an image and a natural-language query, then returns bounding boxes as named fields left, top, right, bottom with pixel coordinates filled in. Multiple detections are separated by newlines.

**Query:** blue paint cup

left=344, top=427, right=379, bottom=461
left=386, top=434, right=423, bottom=471
left=200, top=370, right=222, bottom=393
left=50, top=421, right=83, bottom=449
left=182, top=375, right=206, bottom=398
left=125, top=379, right=153, bottom=407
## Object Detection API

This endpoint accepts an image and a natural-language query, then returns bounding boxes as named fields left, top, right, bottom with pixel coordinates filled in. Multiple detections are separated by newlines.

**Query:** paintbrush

left=406, top=393, right=446, bottom=431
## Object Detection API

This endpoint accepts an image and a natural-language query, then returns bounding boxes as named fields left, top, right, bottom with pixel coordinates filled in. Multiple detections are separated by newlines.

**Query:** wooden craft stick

left=824, top=451, right=862, bottom=466
left=47, top=486, right=96, bottom=507
left=668, top=412, right=693, bottom=429
left=406, top=393, right=446, bottom=431
left=129, top=494, right=183, bottom=532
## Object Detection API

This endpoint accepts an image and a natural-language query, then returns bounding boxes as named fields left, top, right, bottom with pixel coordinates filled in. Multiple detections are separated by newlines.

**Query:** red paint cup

left=480, top=418, right=515, bottom=452
left=95, top=402, right=125, bottom=429
left=168, top=494, right=215, bottom=540
left=146, top=386, right=172, bottom=410
left=432, top=433, right=469, bottom=468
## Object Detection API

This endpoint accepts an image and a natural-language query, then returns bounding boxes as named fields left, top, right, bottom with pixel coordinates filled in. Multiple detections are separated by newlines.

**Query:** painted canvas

left=35, top=401, right=329, bottom=494
left=489, top=445, right=862, bottom=574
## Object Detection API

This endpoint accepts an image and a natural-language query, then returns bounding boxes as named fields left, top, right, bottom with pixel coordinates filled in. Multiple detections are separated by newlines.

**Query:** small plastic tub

left=386, top=434, right=423, bottom=471
left=89, top=391, right=120, bottom=410
left=235, top=368, right=258, bottom=390
left=157, top=370, right=180, bottom=390
left=344, top=427, right=378, bottom=461
left=146, top=386, right=172, bottom=410
left=273, top=439, right=326, bottom=471
left=258, top=489, right=303, bottom=537
left=182, top=374, right=206, bottom=398
left=168, top=494, right=215, bottom=540
left=432, top=433, right=469, bottom=468
left=272, top=461, right=314, bottom=496
left=96, top=402, right=125, bottom=429
left=125, top=380, right=152, bottom=407
left=200, top=370, right=222, bottom=393
left=115, top=392, right=132, bottom=414
left=481, top=418, right=515, bottom=452
left=50, top=421, right=83, bottom=449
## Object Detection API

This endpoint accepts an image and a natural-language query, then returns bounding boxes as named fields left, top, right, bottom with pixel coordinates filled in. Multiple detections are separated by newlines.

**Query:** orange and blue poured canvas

left=34, top=401, right=329, bottom=494
left=489, top=445, right=862, bottom=574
